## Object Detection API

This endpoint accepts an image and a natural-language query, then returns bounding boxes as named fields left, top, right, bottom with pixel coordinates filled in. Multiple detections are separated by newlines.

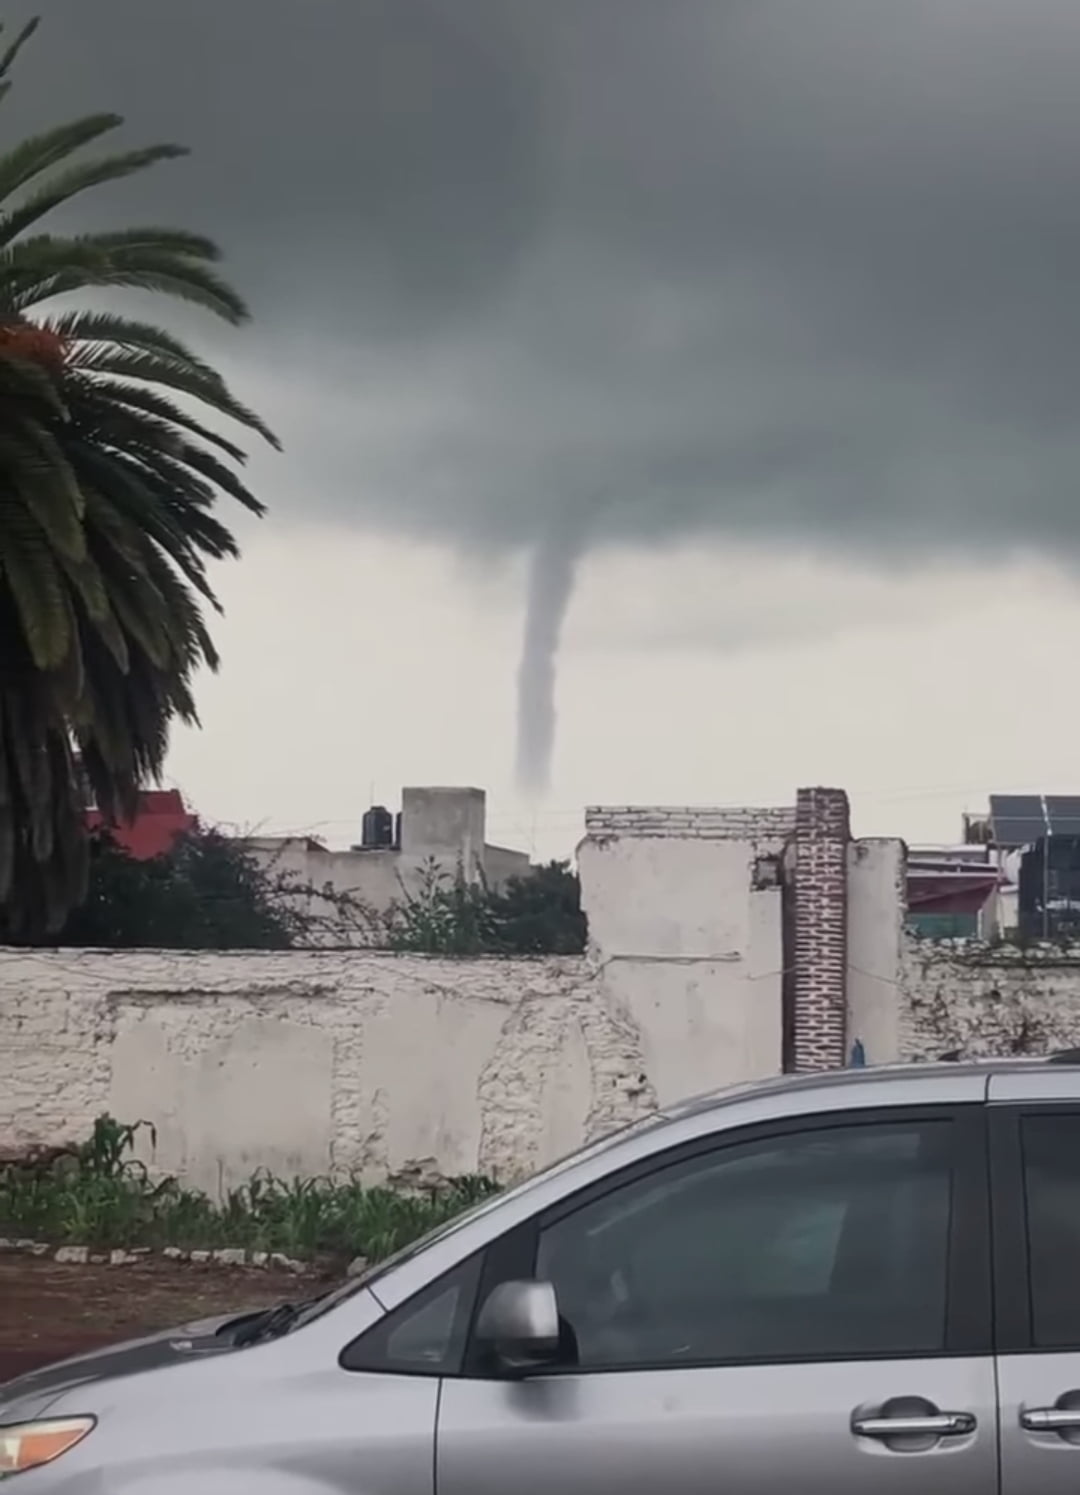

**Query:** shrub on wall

left=387, top=859, right=587, bottom=956
left=7, top=833, right=588, bottom=955
left=8, top=830, right=376, bottom=951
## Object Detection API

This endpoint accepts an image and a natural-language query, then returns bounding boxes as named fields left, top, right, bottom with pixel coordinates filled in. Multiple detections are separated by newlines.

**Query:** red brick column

left=791, top=787, right=851, bottom=1071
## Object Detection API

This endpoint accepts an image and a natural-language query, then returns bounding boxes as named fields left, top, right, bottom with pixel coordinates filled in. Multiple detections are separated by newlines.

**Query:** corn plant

left=0, top=1116, right=498, bottom=1261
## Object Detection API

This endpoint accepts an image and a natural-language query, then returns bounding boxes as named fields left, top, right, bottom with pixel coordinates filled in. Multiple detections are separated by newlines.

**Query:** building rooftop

left=85, top=790, right=196, bottom=861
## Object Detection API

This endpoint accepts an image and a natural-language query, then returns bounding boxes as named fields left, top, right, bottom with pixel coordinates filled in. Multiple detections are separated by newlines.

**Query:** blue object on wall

left=849, top=1038, right=866, bottom=1068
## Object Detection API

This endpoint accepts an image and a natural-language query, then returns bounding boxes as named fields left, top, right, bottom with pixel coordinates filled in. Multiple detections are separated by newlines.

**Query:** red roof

left=85, top=790, right=197, bottom=861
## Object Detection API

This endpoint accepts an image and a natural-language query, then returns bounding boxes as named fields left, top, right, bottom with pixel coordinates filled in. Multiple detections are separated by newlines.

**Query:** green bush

left=0, top=1115, right=498, bottom=1261
left=388, top=857, right=587, bottom=955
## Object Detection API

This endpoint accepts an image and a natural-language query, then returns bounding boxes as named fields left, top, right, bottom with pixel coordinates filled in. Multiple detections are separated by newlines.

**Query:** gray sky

left=15, top=1, right=1080, bottom=850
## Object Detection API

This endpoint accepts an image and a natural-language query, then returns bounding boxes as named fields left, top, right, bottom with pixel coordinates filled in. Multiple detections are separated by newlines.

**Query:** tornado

left=515, top=532, right=583, bottom=796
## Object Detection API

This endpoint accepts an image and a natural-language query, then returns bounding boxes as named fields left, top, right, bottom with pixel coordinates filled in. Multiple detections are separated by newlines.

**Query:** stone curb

left=0, top=1237, right=310, bottom=1273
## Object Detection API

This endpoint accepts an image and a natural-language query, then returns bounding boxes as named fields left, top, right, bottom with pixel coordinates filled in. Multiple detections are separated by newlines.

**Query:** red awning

left=907, top=871, right=1000, bottom=916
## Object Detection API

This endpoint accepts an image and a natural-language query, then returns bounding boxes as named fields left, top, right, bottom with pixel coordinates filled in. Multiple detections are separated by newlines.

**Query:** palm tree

left=0, top=17, right=278, bottom=933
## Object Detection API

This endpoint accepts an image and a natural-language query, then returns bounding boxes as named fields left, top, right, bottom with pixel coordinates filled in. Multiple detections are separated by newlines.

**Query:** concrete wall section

left=399, top=786, right=486, bottom=867
left=578, top=814, right=784, bottom=1096
left=0, top=788, right=936, bottom=1195
left=901, top=938, right=1080, bottom=1061
left=581, top=836, right=766, bottom=961
left=0, top=949, right=684, bottom=1195
left=846, top=839, right=907, bottom=1066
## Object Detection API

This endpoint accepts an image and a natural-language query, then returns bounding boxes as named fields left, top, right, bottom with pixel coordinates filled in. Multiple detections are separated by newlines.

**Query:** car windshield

left=292, top=1110, right=666, bottom=1329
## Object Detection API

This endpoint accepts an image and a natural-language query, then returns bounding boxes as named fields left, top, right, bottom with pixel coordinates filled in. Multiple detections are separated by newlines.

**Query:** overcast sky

left=15, top=0, right=1080, bottom=856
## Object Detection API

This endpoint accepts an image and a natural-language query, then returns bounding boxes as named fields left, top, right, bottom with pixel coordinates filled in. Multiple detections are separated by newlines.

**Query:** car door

left=989, top=1084, right=1080, bottom=1494
left=437, top=1105, right=998, bottom=1495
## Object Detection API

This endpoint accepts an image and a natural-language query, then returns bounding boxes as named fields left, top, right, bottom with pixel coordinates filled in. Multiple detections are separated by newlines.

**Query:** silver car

left=4, top=1057, right=1080, bottom=1492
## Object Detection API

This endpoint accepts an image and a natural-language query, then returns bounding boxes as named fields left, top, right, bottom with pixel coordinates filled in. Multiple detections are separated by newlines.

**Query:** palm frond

left=70, top=342, right=279, bottom=446
left=86, top=380, right=247, bottom=462
left=0, top=146, right=189, bottom=245
left=6, top=240, right=251, bottom=323
left=47, top=309, right=221, bottom=361
left=0, top=500, right=71, bottom=669
left=0, top=421, right=85, bottom=556
left=0, top=114, right=124, bottom=207
left=131, top=435, right=264, bottom=517
left=0, top=17, right=38, bottom=107
left=64, top=226, right=219, bottom=260
left=68, top=440, right=226, bottom=604
left=0, top=17, right=40, bottom=86
left=0, top=346, right=67, bottom=416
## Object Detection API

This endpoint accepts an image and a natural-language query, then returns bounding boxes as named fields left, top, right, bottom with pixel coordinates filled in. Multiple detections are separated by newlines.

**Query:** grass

left=0, top=1116, right=498, bottom=1262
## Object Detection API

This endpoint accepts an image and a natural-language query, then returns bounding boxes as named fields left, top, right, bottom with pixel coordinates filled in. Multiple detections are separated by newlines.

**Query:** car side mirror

left=474, top=1280, right=560, bottom=1373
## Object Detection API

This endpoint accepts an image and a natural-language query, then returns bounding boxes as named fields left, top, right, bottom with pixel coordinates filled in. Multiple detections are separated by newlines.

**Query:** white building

left=241, top=786, right=531, bottom=942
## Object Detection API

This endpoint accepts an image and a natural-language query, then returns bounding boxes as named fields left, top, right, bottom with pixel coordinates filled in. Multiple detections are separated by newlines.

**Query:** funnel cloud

left=515, top=533, right=583, bottom=794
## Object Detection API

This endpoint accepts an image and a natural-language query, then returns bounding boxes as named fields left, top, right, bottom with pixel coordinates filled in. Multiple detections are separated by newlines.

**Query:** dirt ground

left=0, top=1256, right=340, bottom=1382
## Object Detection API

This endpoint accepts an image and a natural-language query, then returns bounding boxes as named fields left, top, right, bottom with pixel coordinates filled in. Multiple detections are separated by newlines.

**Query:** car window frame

left=988, top=1101, right=1080, bottom=1354
left=462, top=1103, right=991, bottom=1378
left=339, top=1251, right=485, bottom=1379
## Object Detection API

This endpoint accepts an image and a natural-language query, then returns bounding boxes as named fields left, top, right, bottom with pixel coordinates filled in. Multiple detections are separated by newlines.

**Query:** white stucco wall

left=2, top=797, right=932, bottom=1193
left=578, top=806, right=787, bottom=1096
left=846, top=838, right=907, bottom=1065
left=241, top=839, right=401, bottom=939
left=240, top=837, right=531, bottom=944
left=0, top=807, right=791, bottom=1195
left=0, top=947, right=703, bottom=1197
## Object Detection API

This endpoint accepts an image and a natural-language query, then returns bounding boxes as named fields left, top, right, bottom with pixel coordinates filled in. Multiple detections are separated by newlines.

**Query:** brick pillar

left=790, top=787, right=850, bottom=1071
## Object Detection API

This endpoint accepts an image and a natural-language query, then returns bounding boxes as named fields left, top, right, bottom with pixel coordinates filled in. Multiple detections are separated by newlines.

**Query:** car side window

left=341, top=1254, right=482, bottom=1376
left=535, top=1118, right=957, bottom=1370
left=1020, top=1113, right=1080, bottom=1349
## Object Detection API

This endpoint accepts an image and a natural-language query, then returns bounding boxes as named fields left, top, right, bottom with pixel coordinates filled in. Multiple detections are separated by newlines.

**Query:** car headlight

left=0, top=1417, right=95, bottom=1477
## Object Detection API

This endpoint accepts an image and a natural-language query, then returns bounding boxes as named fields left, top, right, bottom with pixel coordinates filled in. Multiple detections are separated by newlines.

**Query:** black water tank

left=361, top=805, right=393, bottom=848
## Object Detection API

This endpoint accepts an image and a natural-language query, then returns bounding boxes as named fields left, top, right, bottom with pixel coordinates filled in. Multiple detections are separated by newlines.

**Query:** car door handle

left=1020, top=1407, right=1080, bottom=1433
left=852, top=1413, right=976, bottom=1439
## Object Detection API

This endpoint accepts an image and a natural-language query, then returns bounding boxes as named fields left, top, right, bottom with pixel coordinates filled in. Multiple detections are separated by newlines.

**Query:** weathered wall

left=579, top=804, right=788, bottom=1097
left=0, top=805, right=793, bottom=1196
left=901, top=937, right=1080, bottom=1060
left=0, top=947, right=696, bottom=1197
left=0, top=791, right=925, bottom=1195
left=584, top=805, right=796, bottom=841
left=847, top=838, right=907, bottom=1066
left=240, top=838, right=401, bottom=938
left=240, top=845, right=531, bottom=947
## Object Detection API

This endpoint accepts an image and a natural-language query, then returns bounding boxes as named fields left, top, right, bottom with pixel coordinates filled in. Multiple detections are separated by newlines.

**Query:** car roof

left=372, top=1053, right=1080, bottom=1311
left=659, top=1055, right=1080, bottom=1121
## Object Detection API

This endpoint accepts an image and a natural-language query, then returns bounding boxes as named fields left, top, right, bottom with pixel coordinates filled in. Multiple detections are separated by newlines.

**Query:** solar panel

left=1047, top=796, right=1080, bottom=838
left=987, top=793, right=1080, bottom=844
left=995, top=821, right=1048, bottom=846
left=990, top=794, right=1047, bottom=846
left=991, top=794, right=1044, bottom=818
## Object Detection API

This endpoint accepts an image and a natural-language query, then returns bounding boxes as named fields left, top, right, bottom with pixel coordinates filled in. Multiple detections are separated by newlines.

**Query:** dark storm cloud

left=16, top=1, right=1080, bottom=784
left=15, top=0, right=1080, bottom=559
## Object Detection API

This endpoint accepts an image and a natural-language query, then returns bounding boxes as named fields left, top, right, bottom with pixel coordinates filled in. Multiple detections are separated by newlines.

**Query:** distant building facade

left=240, top=786, right=531, bottom=940
left=905, top=843, right=1004, bottom=940
left=84, top=789, right=197, bottom=861
left=908, top=793, right=1080, bottom=940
